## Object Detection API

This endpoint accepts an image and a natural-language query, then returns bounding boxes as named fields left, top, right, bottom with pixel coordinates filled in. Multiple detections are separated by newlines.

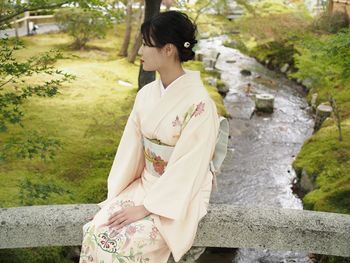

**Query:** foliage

left=177, top=0, right=230, bottom=23
left=235, top=0, right=256, bottom=15
left=0, top=0, right=106, bottom=28
left=0, top=247, right=73, bottom=263
left=291, top=29, right=350, bottom=90
left=251, top=40, right=297, bottom=69
left=18, top=177, right=72, bottom=206
left=313, top=11, right=349, bottom=34
left=0, top=37, right=75, bottom=131
left=235, top=11, right=311, bottom=43
left=0, top=130, right=62, bottom=162
left=0, top=36, right=75, bottom=161
left=55, top=7, right=112, bottom=50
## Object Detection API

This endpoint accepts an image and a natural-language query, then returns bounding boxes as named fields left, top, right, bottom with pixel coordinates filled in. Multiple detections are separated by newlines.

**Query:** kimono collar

left=160, top=71, right=190, bottom=97
left=141, top=69, right=203, bottom=139
left=157, top=69, right=201, bottom=99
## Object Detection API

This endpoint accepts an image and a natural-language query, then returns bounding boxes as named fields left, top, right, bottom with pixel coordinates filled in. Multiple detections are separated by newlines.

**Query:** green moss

left=250, top=40, right=296, bottom=69
left=293, top=121, right=350, bottom=214
left=230, top=0, right=350, bottom=218
left=1, top=22, right=228, bottom=209
left=0, top=247, right=73, bottom=263
left=217, top=79, right=225, bottom=89
left=1, top=29, right=140, bottom=208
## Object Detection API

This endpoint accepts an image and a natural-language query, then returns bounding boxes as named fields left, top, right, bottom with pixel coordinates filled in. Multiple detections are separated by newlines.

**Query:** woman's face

left=138, top=37, right=176, bottom=72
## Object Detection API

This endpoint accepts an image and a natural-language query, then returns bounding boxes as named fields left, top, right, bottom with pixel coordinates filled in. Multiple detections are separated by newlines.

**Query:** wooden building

left=328, top=0, right=350, bottom=19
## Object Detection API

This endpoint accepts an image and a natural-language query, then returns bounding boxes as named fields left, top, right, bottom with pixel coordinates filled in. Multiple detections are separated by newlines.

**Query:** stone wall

left=0, top=204, right=349, bottom=257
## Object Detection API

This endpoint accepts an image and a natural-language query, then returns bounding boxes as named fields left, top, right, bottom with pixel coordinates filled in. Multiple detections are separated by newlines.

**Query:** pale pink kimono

left=79, top=69, right=220, bottom=263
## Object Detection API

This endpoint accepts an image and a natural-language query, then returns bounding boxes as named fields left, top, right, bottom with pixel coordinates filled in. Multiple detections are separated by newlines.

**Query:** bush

left=313, top=11, right=349, bottom=34
left=291, top=29, right=350, bottom=90
left=55, top=8, right=112, bottom=50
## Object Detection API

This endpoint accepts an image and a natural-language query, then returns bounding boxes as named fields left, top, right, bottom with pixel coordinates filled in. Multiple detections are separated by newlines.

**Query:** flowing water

left=196, top=36, right=315, bottom=263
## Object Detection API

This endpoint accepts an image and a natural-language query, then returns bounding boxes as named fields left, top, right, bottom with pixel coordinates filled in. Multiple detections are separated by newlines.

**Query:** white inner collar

left=160, top=73, right=187, bottom=97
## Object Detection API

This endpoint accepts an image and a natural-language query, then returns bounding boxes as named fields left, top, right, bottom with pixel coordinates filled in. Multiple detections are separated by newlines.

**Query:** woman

left=79, top=10, right=220, bottom=263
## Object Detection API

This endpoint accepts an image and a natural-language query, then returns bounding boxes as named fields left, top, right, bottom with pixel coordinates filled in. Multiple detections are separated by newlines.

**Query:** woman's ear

left=164, top=43, right=176, bottom=57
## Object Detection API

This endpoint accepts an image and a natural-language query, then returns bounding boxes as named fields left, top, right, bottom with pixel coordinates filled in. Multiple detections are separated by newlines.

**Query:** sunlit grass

left=1, top=20, right=228, bottom=208
left=0, top=25, right=140, bottom=207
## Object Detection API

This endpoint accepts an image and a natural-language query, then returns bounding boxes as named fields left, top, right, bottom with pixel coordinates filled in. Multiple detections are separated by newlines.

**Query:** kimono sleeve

left=97, top=94, right=145, bottom=209
left=143, top=97, right=219, bottom=220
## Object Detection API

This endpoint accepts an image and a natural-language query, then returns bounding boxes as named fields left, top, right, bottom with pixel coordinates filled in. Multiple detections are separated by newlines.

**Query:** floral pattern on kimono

left=91, top=68, right=220, bottom=262
left=143, top=148, right=168, bottom=175
left=172, top=101, right=205, bottom=139
left=80, top=199, right=161, bottom=263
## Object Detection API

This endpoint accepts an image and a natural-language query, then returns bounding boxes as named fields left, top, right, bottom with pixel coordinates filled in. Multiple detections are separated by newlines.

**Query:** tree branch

left=0, top=1, right=70, bottom=24
left=0, top=76, right=15, bottom=89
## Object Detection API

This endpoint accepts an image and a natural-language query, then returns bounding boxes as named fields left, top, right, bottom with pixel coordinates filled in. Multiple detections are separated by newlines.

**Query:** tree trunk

left=128, top=0, right=144, bottom=63
left=138, top=0, right=162, bottom=90
left=119, top=0, right=133, bottom=57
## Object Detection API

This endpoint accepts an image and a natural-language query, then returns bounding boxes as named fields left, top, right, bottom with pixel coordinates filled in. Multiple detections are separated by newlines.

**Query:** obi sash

left=141, top=136, right=174, bottom=177
left=141, top=116, right=229, bottom=189
left=141, top=135, right=216, bottom=179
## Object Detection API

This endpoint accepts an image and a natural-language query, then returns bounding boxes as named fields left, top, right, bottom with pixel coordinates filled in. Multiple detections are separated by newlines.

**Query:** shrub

left=55, top=8, right=112, bottom=50
left=313, top=11, right=349, bottom=33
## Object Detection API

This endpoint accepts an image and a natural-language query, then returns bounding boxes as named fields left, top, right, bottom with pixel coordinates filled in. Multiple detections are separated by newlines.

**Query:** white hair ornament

left=184, top=42, right=190, bottom=48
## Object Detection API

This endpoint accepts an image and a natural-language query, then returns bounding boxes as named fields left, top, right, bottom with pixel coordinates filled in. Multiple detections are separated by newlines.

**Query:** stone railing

left=1, top=204, right=349, bottom=257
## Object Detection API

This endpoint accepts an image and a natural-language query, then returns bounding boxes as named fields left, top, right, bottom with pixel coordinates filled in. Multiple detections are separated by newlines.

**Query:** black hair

left=140, top=11, right=198, bottom=62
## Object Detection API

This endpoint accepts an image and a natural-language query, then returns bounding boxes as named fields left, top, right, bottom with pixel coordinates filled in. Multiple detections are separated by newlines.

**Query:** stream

left=196, top=36, right=315, bottom=263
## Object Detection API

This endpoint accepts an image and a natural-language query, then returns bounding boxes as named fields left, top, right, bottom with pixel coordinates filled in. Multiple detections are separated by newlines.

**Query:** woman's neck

left=159, top=65, right=186, bottom=89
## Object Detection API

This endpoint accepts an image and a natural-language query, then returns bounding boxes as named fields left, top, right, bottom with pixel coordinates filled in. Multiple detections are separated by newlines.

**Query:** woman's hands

left=100, top=205, right=151, bottom=230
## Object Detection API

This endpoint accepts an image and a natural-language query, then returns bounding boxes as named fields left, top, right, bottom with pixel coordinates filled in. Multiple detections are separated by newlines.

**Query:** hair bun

left=141, top=11, right=198, bottom=63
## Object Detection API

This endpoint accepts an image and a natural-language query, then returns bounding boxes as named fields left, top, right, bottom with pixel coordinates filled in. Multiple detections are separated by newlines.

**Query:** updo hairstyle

left=140, top=11, right=198, bottom=62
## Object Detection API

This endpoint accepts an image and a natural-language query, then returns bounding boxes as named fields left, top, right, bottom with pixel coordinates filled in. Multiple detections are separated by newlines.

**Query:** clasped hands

left=88, top=205, right=151, bottom=230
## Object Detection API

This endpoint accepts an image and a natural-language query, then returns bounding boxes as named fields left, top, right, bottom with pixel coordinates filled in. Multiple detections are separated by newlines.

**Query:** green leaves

left=0, top=37, right=75, bottom=132
left=18, top=177, right=71, bottom=206
left=0, top=37, right=74, bottom=161
left=54, top=7, right=112, bottom=50
left=0, top=130, right=62, bottom=162
left=0, top=0, right=107, bottom=26
left=291, top=29, right=350, bottom=89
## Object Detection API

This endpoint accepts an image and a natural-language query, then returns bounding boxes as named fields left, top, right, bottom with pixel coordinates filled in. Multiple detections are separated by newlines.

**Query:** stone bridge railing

left=1, top=204, right=349, bottom=257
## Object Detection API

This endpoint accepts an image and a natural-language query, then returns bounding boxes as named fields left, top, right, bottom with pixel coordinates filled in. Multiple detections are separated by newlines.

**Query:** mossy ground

left=0, top=25, right=140, bottom=209
left=1, top=18, right=227, bottom=207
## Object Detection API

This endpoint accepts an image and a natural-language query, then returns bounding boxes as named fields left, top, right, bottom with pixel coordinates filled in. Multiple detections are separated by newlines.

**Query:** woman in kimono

left=79, top=10, right=220, bottom=263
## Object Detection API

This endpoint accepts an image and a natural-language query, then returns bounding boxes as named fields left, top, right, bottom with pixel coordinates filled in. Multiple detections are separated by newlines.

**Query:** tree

left=119, top=0, right=134, bottom=56
left=0, top=0, right=106, bottom=27
left=138, top=0, right=162, bottom=90
left=128, top=0, right=145, bottom=63
left=175, top=0, right=231, bottom=23
left=55, top=7, right=112, bottom=50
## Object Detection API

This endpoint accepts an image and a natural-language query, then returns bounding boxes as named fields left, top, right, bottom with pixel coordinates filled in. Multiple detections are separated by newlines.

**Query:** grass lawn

left=0, top=21, right=227, bottom=209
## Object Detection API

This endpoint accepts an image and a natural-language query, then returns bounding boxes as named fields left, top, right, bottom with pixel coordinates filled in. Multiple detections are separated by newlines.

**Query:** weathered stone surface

left=195, top=52, right=204, bottom=61
left=280, top=63, right=289, bottom=73
left=0, top=204, right=349, bottom=257
left=240, top=69, right=252, bottom=76
left=311, top=93, right=318, bottom=112
left=314, top=103, right=333, bottom=132
left=255, top=94, right=275, bottom=113
left=203, top=58, right=215, bottom=69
